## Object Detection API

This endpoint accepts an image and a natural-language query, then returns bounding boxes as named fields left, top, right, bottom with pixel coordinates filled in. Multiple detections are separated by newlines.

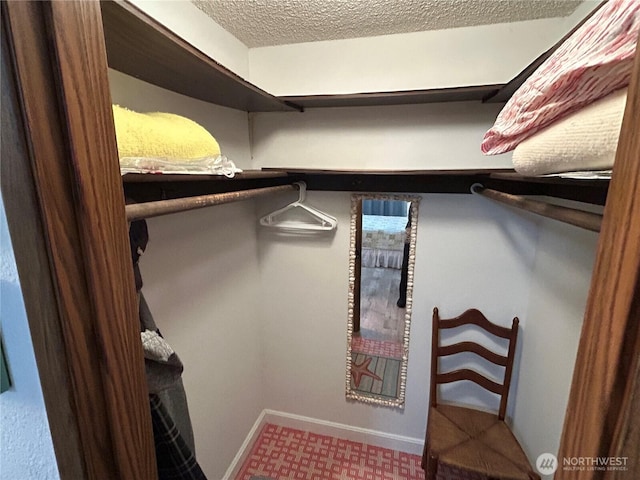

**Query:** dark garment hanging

left=150, top=394, right=206, bottom=480
left=140, top=293, right=196, bottom=454
left=397, top=242, right=410, bottom=308
left=397, top=216, right=411, bottom=308
left=129, top=217, right=206, bottom=480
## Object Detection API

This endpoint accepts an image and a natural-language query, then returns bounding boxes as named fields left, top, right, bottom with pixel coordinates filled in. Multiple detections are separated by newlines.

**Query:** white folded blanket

left=512, top=88, right=627, bottom=176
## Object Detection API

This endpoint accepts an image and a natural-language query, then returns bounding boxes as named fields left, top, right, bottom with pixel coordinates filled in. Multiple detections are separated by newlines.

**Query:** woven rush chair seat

left=422, top=308, right=539, bottom=480
left=426, top=405, right=538, bottom=480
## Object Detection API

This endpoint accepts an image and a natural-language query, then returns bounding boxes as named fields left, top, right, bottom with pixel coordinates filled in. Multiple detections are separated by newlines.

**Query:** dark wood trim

left=266, top=169, right=610, bottom=205
left=1, top=12, right=85, bottom=478
left=122, top=170, right=291, bottom=183
left=557, top=33, right=640, bottom=479
left=483, top=1, right=607, bottom=103
left=607, top=309, right=640, bottom=480
left=3, top=2, right=156, bottom=479
left=473, top=186, right=603, bottom=232
left=123, top=172, right=304, bottom=203
left=261, top=168, right=517, bottom=175
left=122, top=169, right=609, bottom=206
left=280, top=84, right=504, bottom=109
left=100, top=0, right=301, bottom=112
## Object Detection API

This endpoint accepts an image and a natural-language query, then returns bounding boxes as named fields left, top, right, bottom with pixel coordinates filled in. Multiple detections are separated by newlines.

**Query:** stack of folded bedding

left=512, top=88, right=627, bottom=177
left=481, top=0, right=639, bottom=176
left=112, top=104, right=241, bottom=177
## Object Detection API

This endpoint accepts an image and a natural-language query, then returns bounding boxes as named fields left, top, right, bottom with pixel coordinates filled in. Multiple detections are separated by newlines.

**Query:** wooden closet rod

left=471, top=184, right=603, bottom=232
left=126, top=184, right=297, bottom=221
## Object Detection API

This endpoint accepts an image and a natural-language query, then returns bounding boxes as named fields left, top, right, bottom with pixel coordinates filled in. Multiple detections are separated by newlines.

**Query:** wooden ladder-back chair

left=422, top=307, right=539, bottom=480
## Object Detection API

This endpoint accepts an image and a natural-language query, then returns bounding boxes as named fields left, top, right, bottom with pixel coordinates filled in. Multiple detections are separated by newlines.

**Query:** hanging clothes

left=129, top=217, right=206, bottom=480
left=149, top=394, right=206, bottom=480
left=139, top=293, right=196, bottom=455
left=397, top=215, right=411, bottom=308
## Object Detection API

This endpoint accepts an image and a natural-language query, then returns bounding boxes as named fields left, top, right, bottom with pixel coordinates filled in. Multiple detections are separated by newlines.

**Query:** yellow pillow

left=112, top=105, right=221, bottom=161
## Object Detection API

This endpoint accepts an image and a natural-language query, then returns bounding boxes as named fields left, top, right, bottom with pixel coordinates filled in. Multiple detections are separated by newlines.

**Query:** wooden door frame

left=557, top=37, right=640, bottom=479
left=1, top=2, right=155, bottom=479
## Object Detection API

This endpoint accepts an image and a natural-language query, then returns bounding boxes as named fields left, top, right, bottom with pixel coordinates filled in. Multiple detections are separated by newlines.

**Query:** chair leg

left=422, top=438, right=437, bottom=480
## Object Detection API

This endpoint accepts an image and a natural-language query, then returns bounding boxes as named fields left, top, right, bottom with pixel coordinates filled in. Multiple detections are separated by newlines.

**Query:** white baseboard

left=222, top=410, right=268, bottom=480
left=224, top=408, right=424, bottom=479
left=263, top=410, right=423, bottom=455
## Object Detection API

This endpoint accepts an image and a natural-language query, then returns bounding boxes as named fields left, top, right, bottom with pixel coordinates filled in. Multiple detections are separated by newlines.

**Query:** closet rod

left=471, top=184, right=603, bottom=232
left=126, top=184, right=297, bottom=221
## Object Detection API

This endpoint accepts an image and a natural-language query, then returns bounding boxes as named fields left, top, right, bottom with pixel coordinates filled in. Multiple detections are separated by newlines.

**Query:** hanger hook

left=470, top=183, right=484, bottom=194
left=294, top=181, right=307, bottom=203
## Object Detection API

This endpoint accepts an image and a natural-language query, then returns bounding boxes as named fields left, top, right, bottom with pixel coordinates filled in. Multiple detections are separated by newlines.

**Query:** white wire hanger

left=259, top=181, right=337, bottom=231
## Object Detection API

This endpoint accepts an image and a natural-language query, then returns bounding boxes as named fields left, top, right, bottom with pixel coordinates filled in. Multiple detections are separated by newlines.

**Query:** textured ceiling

left=193, top=0, right=583, bottom=48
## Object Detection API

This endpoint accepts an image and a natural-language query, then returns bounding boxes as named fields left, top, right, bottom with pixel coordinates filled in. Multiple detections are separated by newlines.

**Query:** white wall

left=251, top=102, right=599, bottom=464
left=512, top=215, right=599, bottom=469
left=250, top=102, right=512, bottom=170
left=255, top=190, right=539, bottom=440
left=128, top=0, right=250, bottom=79
left=251, top=103, right=540, bottom=439
left=109, top=71, right=259, bottom=479
left=563, top=1, right=602, bottom=31
left=248, top=17, right=568, bottom=96
left=0, top=198, right=60, bottom=480
left=140, top=202, right=263, bottom=479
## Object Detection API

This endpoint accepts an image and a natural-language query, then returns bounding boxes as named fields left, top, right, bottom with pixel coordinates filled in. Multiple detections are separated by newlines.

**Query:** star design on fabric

left=351, top=356, right=382, bottom=387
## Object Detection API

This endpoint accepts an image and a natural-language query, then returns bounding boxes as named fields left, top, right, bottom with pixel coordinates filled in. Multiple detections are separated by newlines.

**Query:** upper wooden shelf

left=100, top=1, right=301, bottom=112
left=280, top=85, right=504, bottom=109
left=101, top=1, right=602, bottom=111
left=121, top=170, right=290, bottom=183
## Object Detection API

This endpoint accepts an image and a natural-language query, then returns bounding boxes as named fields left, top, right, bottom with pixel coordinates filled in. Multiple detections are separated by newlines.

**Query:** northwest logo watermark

left=536, top=453, right=629, bottom=475
left=536, top=453, right=558, bottom=475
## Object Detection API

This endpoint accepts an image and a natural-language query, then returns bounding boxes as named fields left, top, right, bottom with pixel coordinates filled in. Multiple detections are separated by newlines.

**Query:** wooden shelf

left=122, top=170, right=304, bottom=202
left=101, top=1, right=603, bottom=112
left=122, top=170, right=291, bottom=183
left=123, top=168, right=609, bottom=206
left=280, top=85, right=504, bottom=109
left=100, top=1, right=301, bottom=113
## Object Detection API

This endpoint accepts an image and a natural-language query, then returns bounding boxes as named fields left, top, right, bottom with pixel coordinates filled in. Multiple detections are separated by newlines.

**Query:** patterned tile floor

left=351, top=337, right=403, bottom=359
left=236, top=424, right=423, bottom=480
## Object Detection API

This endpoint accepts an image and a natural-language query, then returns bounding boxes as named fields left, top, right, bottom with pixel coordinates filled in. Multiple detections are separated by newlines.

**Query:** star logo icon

left=351, top=356, right=382, bottom=387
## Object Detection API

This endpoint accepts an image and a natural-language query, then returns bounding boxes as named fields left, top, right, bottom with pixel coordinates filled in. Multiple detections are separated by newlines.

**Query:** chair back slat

left=436, top=369, right=503, bottom=395
left=430, top=307, right=519, bottom=420
left=438, top=341, right=508, bottom=366
left=438, top=308, right=512, bottom=339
